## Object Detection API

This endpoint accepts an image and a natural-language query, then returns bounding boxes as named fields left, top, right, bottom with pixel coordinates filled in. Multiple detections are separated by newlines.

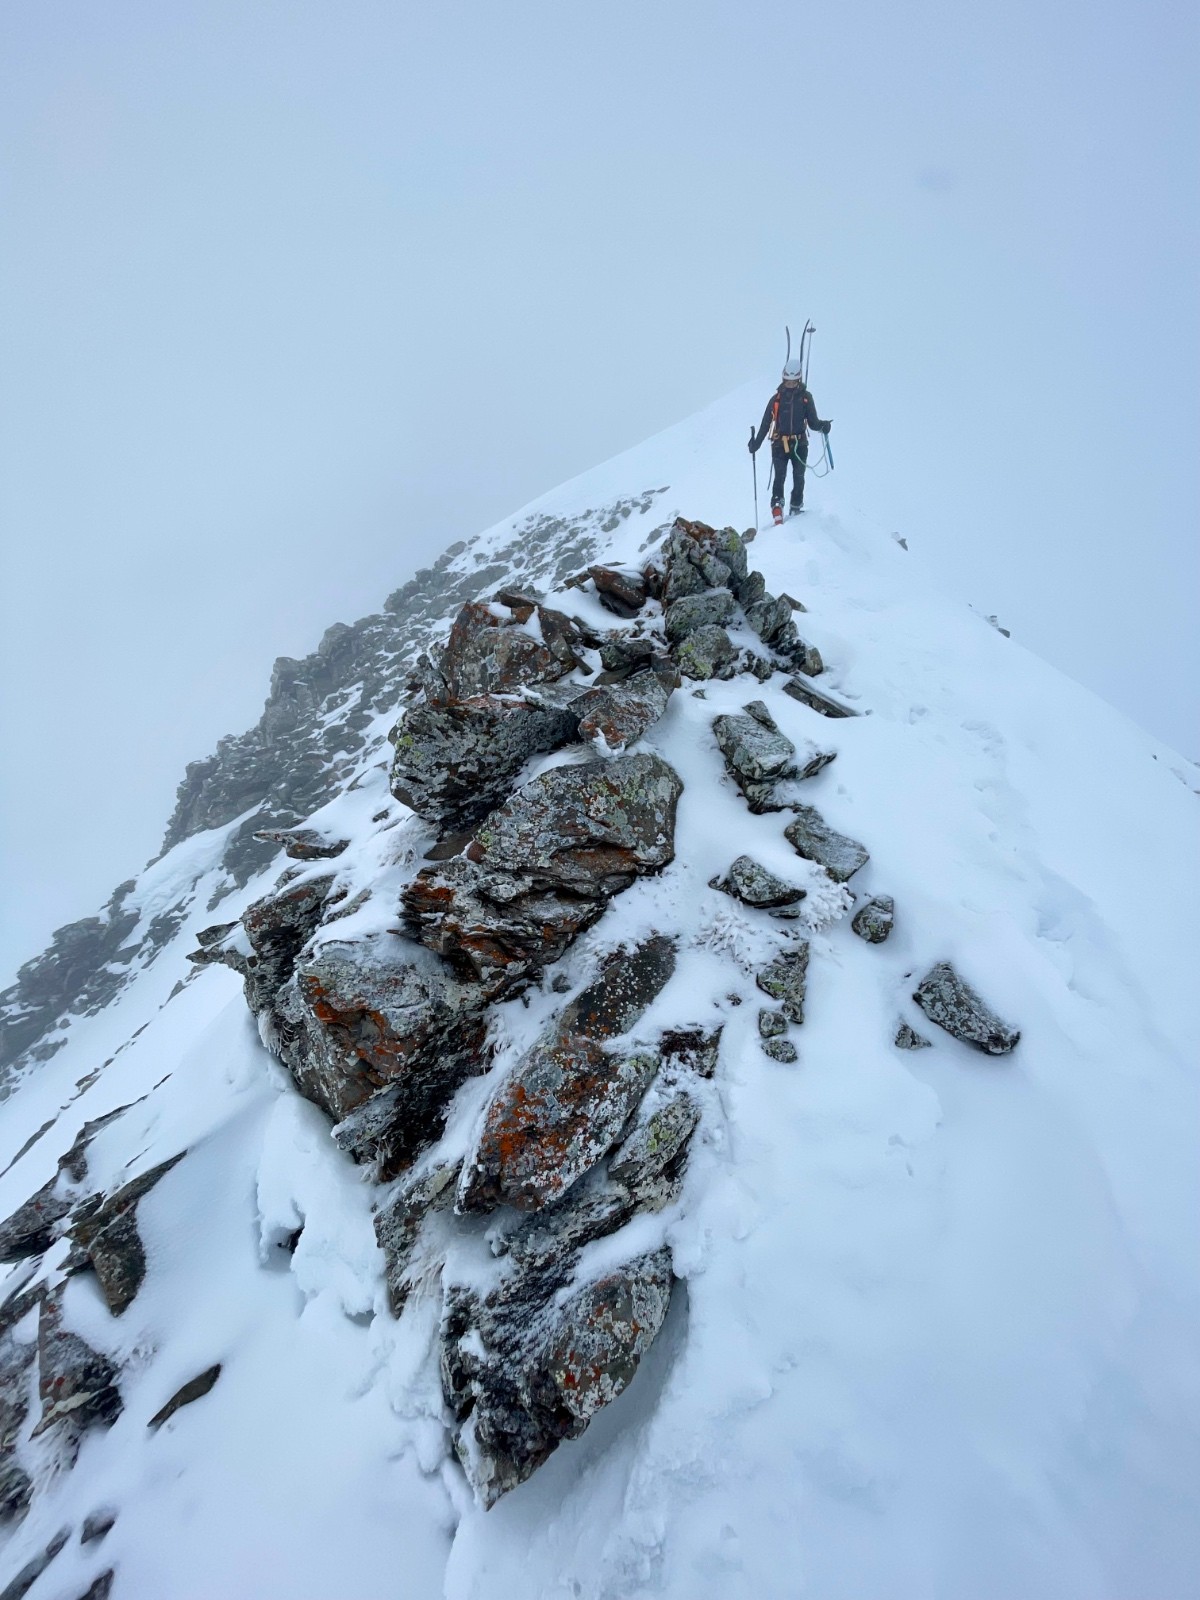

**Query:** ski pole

left=749, top=426, right=759, bottom=527
left=823, top=431, right=834, bottom=471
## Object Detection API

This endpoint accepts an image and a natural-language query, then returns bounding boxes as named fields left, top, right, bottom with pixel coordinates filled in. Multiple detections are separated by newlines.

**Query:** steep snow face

left=2, top=389, right=1198, bottom=1600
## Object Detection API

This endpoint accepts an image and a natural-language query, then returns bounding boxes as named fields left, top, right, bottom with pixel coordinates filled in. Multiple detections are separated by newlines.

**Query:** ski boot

left=788, top=500, right=805, bottom=518
left=771, top=503, right=784, bottom=527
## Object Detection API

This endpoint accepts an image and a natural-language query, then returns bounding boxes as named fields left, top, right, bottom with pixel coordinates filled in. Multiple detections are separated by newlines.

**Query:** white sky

left=1, top=0, right=1197, bottom=982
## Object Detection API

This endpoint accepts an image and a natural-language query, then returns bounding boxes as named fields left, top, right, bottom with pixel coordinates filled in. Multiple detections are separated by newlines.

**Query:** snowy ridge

left=2, top=388, right=1199, bottom=1599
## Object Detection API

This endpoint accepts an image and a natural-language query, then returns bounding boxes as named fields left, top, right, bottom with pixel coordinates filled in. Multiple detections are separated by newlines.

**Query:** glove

left=748, top=437, right=758, bottom=454
left=820, top=420, right=832, bottom=434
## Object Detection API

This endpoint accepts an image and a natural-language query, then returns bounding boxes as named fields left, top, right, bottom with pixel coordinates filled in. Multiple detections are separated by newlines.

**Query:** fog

left=2, top=0, right=1196, bottom=980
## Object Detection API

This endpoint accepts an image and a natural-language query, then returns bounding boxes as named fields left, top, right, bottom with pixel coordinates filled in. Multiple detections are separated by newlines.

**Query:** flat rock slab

left=852, top=896, right=895, bottom=944
left=913, top=962, right=1020, bottom=1054
left=147, top=1364, right=221, bottom=1431
left=467, top=752, right=683, bottom=898
left=785, top=806, right=870, bottom=882
left=782, top=675, right=859, bottom=718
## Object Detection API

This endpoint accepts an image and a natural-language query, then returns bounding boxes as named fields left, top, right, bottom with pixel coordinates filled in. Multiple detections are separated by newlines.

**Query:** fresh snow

left=2, top=386, right=1198, bottom=1598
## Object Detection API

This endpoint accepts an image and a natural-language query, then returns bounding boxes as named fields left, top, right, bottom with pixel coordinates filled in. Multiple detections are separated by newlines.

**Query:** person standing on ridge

left=749, top=359, right=832, bottom=524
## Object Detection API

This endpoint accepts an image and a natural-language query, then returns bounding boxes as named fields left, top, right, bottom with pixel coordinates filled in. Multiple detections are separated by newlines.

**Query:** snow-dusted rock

left=466, top=752, right=683, bottom=897
left=675, top=624, right=737, bottom=681
left=66, top=1153, right=186, bottom=1316
left=0, top=1175, right=73, bottom=1264
left=913, top=962, right=1021, bottom=1054
left=442, top=1247, right=674, bottom=1508
left=782, top=673, right=859, bottom=718
left=33, top=1291, right=122, bottom=1442
left=252, top=826, right=350, bottom=861
left=852, top=895, right=895, bottom=943
left=712, top=701, right=799, bottom=811
left=712, top=854, right=808, bottom=913
left=894, top=1019, right=932, bottom=1050
left=147, top=1365, right=222, bottom=1432
left=756, top=945, right=810, bottom=1025
left=458, top=938, right=675, bottom=1212
left=784, top=805, right=870, bottom=881
left=587, top=564, right=648, bottom=618
left=663, top=589, right=736, bottom=644
left=575, top=665, right=675, bottom=752
left=374, top=1159, right=461, bottom=1315
left=607, top=1088, right=701, bottom=1205
left=761, top=1036, right=799, bottom=1064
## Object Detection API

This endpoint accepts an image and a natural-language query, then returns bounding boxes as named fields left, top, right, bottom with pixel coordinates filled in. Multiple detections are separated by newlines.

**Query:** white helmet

left=782, top=358, right=804, bottom=383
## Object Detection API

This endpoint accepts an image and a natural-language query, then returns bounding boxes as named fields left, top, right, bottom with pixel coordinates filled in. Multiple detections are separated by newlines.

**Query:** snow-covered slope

left=2, top=389, right=1198, bottom=1600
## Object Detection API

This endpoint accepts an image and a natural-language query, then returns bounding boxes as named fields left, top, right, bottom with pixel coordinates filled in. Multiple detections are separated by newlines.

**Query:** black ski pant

left=770, top=436, right=809, bottom=508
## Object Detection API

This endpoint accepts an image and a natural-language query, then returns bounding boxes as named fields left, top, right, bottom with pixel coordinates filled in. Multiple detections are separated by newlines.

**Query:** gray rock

left=147, top=1364, right=221, bottom=1431
left=782, top=675, right=859, bottom=718
left=757, top=1008, right=786, bottom=1039
left=498, top=1182, right=636, bottom=1273
left=913, top=962, right=1020, bottom=1054
left=786, top=636, right=825, bottom=676
left=0, top=1527, right=69, bottom=1600
left=784, top=806, right=870, bottom=882
left=894, top=1020, right=932, bottom=1050
left=756, top=945, right=810, bottom=1025
left=67, top=1153, right=186, bottom=1315
left=576, top=667, right=674, bottom=752
left=597, top=635, right=658, bottom=679
left=467, top=753, right=683, bottom=898
left=608, top=1089, right=701, bottom=1204
left=675, top=625, right=737, bottom=681
left=0, top=1176, right=74, bottom=1264
left=1, top=1326, right=37, bottom=1519
left=443, top=1247, right=674, bottom=1508
left=374, top=1159, right=461, bottom=1315
left=712, top=706, right=798, bottom=812
left=436, top=599, right=578, bottom=700
left=80, top=1510, right=117, bottom=1544
left=664, top=589, right=735, bottom=644
left=852, top=896, right=895, bottom=944
left=459, top=939, right=675, bottom=1213
left=191, top=873, right=335, bottom=1016
left=712, top=855, right=807, bottom=913
left=280, top=938, right=490, bottom=1174
left=390, top=695, right=580, bottom=833
left=33, top=1292, right=122, bottom=1440
left=761, top=1037, right=799, bottom=1064
left=744, top=595, right=794, bottom=647
left=72, top=1573, right=115, bottom=1600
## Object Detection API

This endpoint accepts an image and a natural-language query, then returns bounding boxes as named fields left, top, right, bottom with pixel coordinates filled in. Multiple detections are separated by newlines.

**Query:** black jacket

left=752, top=383, right=829, bottom=449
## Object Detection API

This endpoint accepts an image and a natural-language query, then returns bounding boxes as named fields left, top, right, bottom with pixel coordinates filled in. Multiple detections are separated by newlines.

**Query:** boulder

left=784, top=806, right=870, bottom=882
left=852, top=896, right=895, bottom=944
left=597, top=635, right=658, bottom=679
left=442, top=1247, right=674, bottom=1508
left=756, top=945, right=810, bottom=1025
left=913, top=962, right=1020, bottom=1054
left=66, top=1153, right=186, bottom=1315
left=437, top=599, right=577, bottom=700
left=712, top=855, right=807, bottom=914
left=403, top=857, right=607, bottom=988
left=497, top=1182, right=636, bottom=1274
left=1, top=1326, right=37, bottom=1519
left=272, top=936, right=490, bottom=1174
left=191, top=874, right=335, bottom=1016
left=663, top=589, right=735, bottom=644
left=588, top=565, right=648, bottom=618
left=390, top=695, right=580, bottom=833
left=675, top=625, right=737, bottom=681
left=458, top=938, right=676, bottom=1212
left=575, top=667, right=674, bottom=753
left=894, top=1020, right=932, bottom=1050
left=712, top=703, right=797, bottom=811
left=744, top=595, right=794, bottom=648
left=466, top=752, right=683, bottom=898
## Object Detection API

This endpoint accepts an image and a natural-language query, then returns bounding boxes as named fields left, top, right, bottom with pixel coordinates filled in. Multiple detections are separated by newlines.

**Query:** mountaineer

left=749, top=360, right=832, bottom=524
